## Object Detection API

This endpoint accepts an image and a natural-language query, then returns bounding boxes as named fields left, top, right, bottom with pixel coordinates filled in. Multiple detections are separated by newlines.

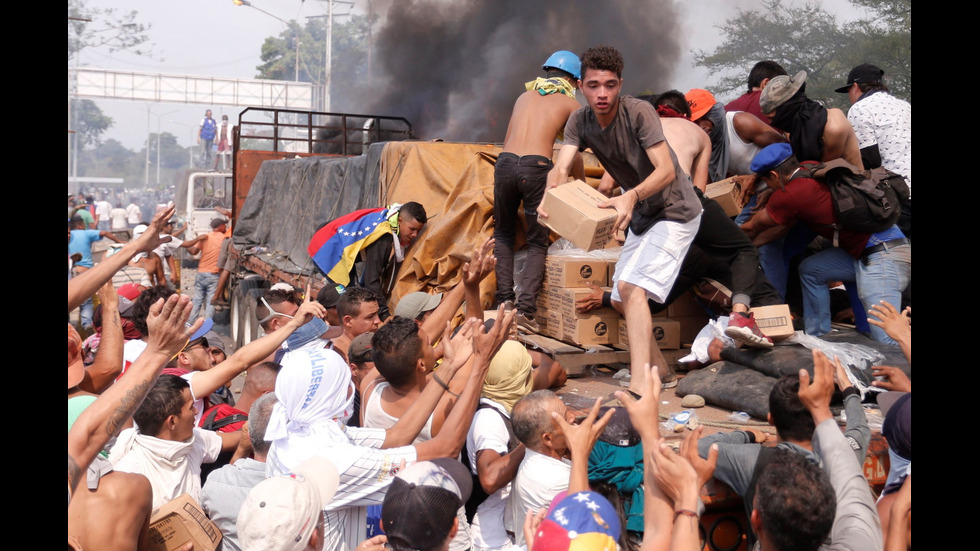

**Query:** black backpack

left=792, top=159, right=909, bottom=234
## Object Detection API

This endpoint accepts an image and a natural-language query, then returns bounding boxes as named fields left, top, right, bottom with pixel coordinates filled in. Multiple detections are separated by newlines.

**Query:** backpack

left=201, top=117, right=217, bottom=140
left=791, top=159, right=909, bottom=234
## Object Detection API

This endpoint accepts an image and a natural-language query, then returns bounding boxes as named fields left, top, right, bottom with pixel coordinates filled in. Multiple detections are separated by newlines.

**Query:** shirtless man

left=760, top=71, right=863, bottom=169
left=494, top=50, right=583, bottom=333
left=593, top=109, right=779, bottom=347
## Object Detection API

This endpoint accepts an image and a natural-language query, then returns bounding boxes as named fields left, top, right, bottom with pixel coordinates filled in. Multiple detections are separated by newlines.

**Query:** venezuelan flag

left=308, top=207, right=393, bottom=285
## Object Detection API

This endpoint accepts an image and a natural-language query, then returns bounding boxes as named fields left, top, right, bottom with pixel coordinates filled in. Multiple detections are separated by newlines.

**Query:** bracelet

left=674, top=509, right=699, bottom=521
left=432, top=372, right=460, bottom=397
left=632, top=188, right=641, bottom=202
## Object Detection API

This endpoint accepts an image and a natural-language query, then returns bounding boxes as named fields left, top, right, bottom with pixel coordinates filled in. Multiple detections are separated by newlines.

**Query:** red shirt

left=765, top=167, right=870, bottom=258
left=725, top=91, right=769, bottom=123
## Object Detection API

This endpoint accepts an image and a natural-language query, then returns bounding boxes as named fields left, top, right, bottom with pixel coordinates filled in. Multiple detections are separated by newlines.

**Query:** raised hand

left=799, top=350, right=835, bottom=425
left=146, top=294, right=200, bottom=359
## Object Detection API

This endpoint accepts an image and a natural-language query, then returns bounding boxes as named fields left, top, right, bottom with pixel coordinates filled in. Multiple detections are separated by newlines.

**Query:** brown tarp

left=378, top=141, right=603, bottom=312
left=381, top=142, right=502, bottom=311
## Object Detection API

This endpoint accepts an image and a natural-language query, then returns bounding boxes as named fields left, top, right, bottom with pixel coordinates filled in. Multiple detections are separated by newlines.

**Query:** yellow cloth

left=525, top=77, right=576, bottom=99
left=481, top=341, right=534, bottom=413
left=524, top=77, right=576, bottom=142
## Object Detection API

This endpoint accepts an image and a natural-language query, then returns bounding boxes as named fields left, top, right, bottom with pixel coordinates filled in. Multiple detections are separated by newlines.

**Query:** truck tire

left=241, top=288, right=266, bottom=347
left=230, top=286, right=246, bottom=349
left=230, top=276, right=266, bottom=348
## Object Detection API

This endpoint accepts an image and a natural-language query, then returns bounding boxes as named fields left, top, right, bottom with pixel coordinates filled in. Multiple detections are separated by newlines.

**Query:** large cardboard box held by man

left=540, top=180, right=617, bottom=251
left=705, top=178, right=744, bottom=217
left=147, top=494, right=222, bottom=551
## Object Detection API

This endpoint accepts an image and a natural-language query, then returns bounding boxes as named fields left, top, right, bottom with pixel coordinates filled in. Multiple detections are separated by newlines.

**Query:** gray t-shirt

left=563, top=96, right=701, bottom=234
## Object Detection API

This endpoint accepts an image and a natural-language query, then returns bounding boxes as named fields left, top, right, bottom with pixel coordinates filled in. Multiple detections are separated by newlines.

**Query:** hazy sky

left=71, top=0, right=856, bottom=149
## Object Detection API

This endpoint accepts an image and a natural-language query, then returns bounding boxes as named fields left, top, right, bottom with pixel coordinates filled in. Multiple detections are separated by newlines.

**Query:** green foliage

left=255, top=15, right=374, bottom=107
left=74, top=99, right=114, bottom=148
left=68, top=0, right=153, bottom=60
left=694, top=0, right=910, bottom=109
left=148, top=132, right=189, bottom=170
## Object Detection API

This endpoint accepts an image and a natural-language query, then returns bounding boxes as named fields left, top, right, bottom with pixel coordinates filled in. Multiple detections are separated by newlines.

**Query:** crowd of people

left=68, top=44, right=910, bottom=551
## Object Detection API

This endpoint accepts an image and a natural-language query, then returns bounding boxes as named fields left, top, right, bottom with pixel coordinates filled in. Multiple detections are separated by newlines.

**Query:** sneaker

left=516, top=313, right=540, bottom=334
left=725, top=311, right=774, bottom=348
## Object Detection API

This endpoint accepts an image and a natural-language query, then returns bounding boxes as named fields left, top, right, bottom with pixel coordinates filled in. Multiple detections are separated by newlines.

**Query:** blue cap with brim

left=187, top=318, right=214, bottom=343
left=750, top=143, right=794, bottom=174
left=282, top=317, right=329, bottom=351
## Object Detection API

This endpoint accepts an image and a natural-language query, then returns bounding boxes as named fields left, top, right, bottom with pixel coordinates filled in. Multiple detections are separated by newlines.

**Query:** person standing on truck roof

left=540, top=45, right=702, bottom=391
left=198, top=109, right=218, bottom=168
left=214, top=114, right=233, bottom=171
left=493, top=50, right=584, bottom=334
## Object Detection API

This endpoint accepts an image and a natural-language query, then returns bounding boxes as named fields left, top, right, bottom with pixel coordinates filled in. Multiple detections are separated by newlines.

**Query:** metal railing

left=237, top=107, right=414, bottom=156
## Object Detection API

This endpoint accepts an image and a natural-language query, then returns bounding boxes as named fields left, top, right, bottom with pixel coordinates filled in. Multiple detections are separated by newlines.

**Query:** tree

left=75, top=99, right=113, bottom=148
left=255, top=15, right=374, bottom=108
left=694, top=0, right=910, bottom=109
left=68, top=0, right=153, bottom=61
left=148, top=132, right=188, bottom=170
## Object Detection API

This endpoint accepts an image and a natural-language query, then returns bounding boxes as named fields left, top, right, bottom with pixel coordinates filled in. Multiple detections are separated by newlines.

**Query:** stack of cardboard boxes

left=532, top=178, right=797, bottom=354
left=535, top=256, right=620, bottom=346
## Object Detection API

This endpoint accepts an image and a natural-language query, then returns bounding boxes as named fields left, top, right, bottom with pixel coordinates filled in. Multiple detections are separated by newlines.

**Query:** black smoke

left=363, top=0, right=682, bottom=141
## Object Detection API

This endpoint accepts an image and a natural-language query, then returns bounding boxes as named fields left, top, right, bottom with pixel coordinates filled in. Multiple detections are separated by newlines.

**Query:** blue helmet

left=542, top=50, right=581, bottom=80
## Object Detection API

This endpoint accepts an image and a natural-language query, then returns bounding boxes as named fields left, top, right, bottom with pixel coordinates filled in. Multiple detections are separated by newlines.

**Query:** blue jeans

left=80, top=296, right=94, bottom=330
left=799, top=244, right=911, bottom=344
left=737, top=199, right=814, bottom=300
left=191, top=272, right=219, bottom=320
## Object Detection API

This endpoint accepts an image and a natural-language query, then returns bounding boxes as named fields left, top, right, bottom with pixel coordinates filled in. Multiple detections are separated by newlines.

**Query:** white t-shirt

left=510, top=449, right=571, bottom=547
left=110, top=427, right=222, bottom=509
left=96, top=200, right=112, bottom=220
left=466, top=399, right=515, bottom=550
left=110, top=208, right=129, bottom=230
left=153, top=236, right=184, bottom=277
left=126, top=203, right=142, bottom=224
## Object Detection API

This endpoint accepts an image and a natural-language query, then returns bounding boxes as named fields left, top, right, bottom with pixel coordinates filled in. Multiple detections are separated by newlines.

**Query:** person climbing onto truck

left=308, top=202, right=427, bottom=320
left=493, top=49, right=584, bottom=333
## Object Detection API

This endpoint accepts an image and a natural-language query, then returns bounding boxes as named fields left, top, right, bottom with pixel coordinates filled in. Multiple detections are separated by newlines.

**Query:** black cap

left=835, top=64, right=884, bottom=93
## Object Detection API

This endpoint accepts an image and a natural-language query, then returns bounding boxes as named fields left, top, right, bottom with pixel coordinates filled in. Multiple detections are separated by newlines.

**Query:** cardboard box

left=542, top=309, right=564, bottom=340
left=749, top=304, right=795, bottom=340
left=541, top=180, right=618, bottom=251
left=705, top=178, right=743, bottom=217
left=561, top=314, right=619, bottom=346
left=555, top=287, right=618, bottom=320
left=618, top=318, right=681, bottom=350
left=147, top=494, right=222, bottom=551
left=545, top=257, right=608, bottom=288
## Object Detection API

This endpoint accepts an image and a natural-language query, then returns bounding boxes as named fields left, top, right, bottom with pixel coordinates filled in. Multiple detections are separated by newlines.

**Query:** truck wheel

left=230, top=286, right=246, bottom=349
left=241, top=288, right=266, bottom=347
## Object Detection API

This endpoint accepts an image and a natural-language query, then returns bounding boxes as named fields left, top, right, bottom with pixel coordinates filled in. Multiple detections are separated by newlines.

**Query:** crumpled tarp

left=678, top=329, right=911, bottom=419
left=380, top=142, right=503, bottom=311
left=232, top=144, right=386, bottom=276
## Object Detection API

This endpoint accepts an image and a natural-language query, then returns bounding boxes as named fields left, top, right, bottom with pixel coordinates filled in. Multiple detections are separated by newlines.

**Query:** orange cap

left=685, top=89, right=717, bottom=121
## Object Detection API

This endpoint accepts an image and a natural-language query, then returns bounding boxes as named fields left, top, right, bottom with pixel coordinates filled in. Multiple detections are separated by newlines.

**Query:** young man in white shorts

left=541, top=45, right=702, bottom=391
